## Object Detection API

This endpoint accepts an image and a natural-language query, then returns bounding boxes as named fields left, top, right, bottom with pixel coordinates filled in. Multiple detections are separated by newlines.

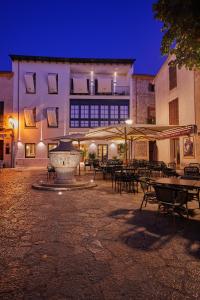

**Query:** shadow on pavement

left=108, top=208, right=200, bottom=259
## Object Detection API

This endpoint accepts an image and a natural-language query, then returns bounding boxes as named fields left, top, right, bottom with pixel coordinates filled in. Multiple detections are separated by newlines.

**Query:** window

left=24, top=108, right=36, bottom=127
left=80, top=105, right=89, bottom=119
left=110, top=120, right=119, bottom=125
left=71, top=105, right=79, bottom=119
left=100, top=120, right=109, bottom=126
left=97, top=78, right=112, bottom=94
left=47, top=107, right=59, bottom=128
left=120, top=105, right=129, bottom=120
left=24, top=73, right=36, bottom=94
left=48, top=143, right=58, bottom=157
left=148, top=83, right=155, bottom=92
left=80, top=120, right=89, bottom=128
left=5, top=143, right=10, bottom=155
left=169, top=98, right=179, bottom=125
left=90, top=105, right=99, bottom=119
left=25, top=143, right=35, bottom=158
left=90, top=121, right=99, bottom=127
left=97, top=144, right=108, bottom=161
left=72, top=78, right=89, bottom=94
left=169, top=63, right=177, bottom=90
left=100, top=105, right=109, bottom=119
left=110, top=105, right=118, bottom=119
left=70, top=120, right=79, bottom=128
left=48, top=73, right=58, bottom=94
left=147, top=107, right=155, bottom=124
left=70, top=100, right=129, bottom=128
left=0, top=101, right=4, bottom=128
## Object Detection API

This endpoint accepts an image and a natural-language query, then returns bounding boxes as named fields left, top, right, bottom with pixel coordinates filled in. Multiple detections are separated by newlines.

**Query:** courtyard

left=0, top=169, right=200, bottom=299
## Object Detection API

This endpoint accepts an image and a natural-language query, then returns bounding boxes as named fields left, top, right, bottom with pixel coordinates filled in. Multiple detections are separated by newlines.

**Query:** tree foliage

left=153, top=0, right=200, bottom=69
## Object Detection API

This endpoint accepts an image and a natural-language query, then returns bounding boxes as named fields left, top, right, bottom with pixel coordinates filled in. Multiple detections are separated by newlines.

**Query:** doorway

left=0, top=140, right=3, bottom=160
left=149, top=141, right=157, bottom=161
left=97, top=144, right=108, bottom=161
left=170, top=139, right=180, bottom=166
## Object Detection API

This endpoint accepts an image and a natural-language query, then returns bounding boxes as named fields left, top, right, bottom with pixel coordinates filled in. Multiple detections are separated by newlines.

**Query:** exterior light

left=8, top=116, right=18, bottom=129
left=38, top=141, right=45, bottom=147
left=17, top=141, right=23, bottom=147
left=110, top=143, right=116, bottom=149
left=125, top=119, right=133, bottom=125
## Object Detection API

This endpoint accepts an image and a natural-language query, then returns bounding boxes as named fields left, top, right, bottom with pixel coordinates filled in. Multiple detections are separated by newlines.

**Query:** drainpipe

left=17, top=61, right=20, bottom=141
left=135, top=77, right=138, bottom=124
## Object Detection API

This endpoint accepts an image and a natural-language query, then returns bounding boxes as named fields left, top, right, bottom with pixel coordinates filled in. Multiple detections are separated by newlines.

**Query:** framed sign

left=183, top=137, right=195, bottom=158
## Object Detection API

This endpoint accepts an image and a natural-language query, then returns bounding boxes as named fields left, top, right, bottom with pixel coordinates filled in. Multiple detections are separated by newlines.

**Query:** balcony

left=70, top=78, right=130, bottom=96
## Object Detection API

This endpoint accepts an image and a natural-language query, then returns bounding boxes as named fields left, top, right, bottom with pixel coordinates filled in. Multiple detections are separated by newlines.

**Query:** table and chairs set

left=85, top=158, right=200, bottom=220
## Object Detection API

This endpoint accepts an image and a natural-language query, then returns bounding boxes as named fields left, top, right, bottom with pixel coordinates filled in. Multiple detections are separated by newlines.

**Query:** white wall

left=155, top=57, right=196, bottom=166
left=12, top=60, right=133, bottom=166
left=12, top=61, right=70, bottom=166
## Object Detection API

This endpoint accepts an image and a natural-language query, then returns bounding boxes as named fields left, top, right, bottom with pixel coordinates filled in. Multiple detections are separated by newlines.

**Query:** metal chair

left=139, top=177, right=157, bottom=210
left=154, top=185, right=189, bottom=220
left=184, top=166, right=199, bottom=177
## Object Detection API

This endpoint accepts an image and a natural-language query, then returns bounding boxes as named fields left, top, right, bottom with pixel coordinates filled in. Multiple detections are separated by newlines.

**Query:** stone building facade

left=132, top=74, right=156, bottom=160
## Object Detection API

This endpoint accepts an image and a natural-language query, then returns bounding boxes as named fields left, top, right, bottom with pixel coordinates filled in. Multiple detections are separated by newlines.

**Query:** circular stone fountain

left=32, top=141, right=97, bottom=191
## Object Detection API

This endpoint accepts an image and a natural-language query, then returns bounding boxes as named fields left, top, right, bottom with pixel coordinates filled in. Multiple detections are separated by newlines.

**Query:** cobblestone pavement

left=1, top=169, right=200, bottom=300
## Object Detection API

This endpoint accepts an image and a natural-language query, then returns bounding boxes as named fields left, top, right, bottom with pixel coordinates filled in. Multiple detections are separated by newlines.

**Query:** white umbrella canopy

left=49, top=124, right=196, bottom=142
left=47, top=124, right=196, bottom=166
left=85, top=123, right=196, bottom=141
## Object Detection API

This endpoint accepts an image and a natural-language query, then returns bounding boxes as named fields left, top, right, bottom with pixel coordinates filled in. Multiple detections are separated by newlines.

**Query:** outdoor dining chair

left=139, top=177, right=157, bottom=210
left=154, top=185, right=189, bottom=220
left=184, top=166, right=199, bottom=177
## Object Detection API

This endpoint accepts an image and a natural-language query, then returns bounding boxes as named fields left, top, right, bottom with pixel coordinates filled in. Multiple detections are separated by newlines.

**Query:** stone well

left=32, top=141, right=96, bottom=191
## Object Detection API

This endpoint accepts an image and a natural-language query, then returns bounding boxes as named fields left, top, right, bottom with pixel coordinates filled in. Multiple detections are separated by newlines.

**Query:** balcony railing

left=114, top=86, right=130, bottom=96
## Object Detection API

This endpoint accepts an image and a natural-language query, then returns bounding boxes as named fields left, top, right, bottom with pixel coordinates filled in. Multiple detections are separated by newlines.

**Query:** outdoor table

left=155, top=177, right=198, bottom=188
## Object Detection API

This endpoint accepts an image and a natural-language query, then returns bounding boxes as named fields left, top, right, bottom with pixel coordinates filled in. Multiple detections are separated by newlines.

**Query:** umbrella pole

left=125, top=126, right=128, bottom=165
left=130, top=137, right=133, bottom=161
left=78, top=140, right=81, bottom=176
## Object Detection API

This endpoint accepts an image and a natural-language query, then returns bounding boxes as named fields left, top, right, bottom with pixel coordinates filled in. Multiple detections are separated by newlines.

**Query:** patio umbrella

left=48, top=124, right=196, bottom=167
left=85, top=123, right=196, bottom=164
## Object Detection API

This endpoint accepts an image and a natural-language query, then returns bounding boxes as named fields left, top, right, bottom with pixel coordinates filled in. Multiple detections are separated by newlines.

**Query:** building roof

left=0, top=71, right=13, bottom=78
left=10, top=54, right=135, bottom=65
left=132, top=73, right=155, bottom=79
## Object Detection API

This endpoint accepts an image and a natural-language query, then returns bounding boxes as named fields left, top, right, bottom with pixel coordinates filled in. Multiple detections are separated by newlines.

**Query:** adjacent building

left=0, top=71, right=13, bottom=167
left=10, top=55, right=155, bottom=167
left=155, top=56, right=200, bottom=167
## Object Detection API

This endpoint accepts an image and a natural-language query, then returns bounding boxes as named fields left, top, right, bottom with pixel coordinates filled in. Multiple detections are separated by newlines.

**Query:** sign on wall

left=135, top=141, right=148, bottom=158
left=183, top=136, right=195, bottom=158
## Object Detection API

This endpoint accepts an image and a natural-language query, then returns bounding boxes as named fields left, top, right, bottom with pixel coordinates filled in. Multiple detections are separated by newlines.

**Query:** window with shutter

left=169, top=98, right=179, bottom=125
left=0, top=101, right=4, bottom=128
left=169, top=64, right=177, bottom=90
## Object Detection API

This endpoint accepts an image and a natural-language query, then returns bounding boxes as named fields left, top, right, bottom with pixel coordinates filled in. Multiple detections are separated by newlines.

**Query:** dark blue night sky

left=0, top=0, right=165, bottom=74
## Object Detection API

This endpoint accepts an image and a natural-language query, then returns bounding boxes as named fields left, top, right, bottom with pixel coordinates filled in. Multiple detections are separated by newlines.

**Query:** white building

left=10, top=55, right=155, bottom=167
left=155, top=56, right=200, bottom=167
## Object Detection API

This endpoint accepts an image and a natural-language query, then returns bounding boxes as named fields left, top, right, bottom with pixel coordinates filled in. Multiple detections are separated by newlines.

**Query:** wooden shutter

left=169, top=64, right=177, bottom=90
left=169, top=98, right=179, bottom=125
left=0, top=101, right=4, bottom=128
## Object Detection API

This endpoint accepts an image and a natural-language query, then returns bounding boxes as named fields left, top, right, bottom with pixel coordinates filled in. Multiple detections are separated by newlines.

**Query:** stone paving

left=1, top=169, right=200, bottom=299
